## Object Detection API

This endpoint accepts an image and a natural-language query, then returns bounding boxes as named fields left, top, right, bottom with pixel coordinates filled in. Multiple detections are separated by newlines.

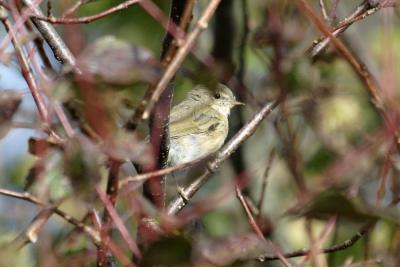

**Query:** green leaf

left=305, top=147, right=337, bottom=174
left=141, top=236, right=192, bottom=267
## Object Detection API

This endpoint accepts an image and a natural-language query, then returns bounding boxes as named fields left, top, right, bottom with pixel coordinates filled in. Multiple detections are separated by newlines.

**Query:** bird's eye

left=214, top=93, right=221, bottom=99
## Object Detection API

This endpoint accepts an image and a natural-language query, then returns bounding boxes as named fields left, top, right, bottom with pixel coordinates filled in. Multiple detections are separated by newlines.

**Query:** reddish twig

left=96, top=187, right=142, bottom=260
left=309, top=1, right=395, bottom=58
left=299, top=0, right=383, bottom=114
left=92, top=210, right=137, bottom=267
left=120, top=157, right=204, bottom=187
left=0, top=188, right=100, bottom=244
left=236, top=186, right=292, bottom=267
left=31, top=0, right=141, bottom=24
left=0, top=7, right=49, bottom=123
left=97, top=159, right=123, bottom=265
left=141, top=0, right=223, bottom=121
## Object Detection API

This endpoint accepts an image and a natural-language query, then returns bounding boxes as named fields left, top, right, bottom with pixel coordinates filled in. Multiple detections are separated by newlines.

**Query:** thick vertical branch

left=231, top=0, right=251, bottom=196
left=143, top=0, right=193, bottom=209
left=212, top=0, right=235, bottom=79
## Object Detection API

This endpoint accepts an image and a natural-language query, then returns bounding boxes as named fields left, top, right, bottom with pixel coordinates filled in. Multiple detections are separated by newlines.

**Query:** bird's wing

left=169, top=102, right=221, bottom=139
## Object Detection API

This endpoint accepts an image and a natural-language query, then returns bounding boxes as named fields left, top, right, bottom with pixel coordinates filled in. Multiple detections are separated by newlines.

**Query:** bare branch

left=0, top=7, right=49, bottom=123
left=31, top=0, right=141, bottom=24
left=258, top=222, right=374, bottom=261
left=120, top=157, right=204, bottom=187
left=309, top=1, right=395, bottom=58
left=236, top=186, right=293, bottom=267
left=257, top=149, right=275, bottom=218
left=22, top=0, right=77, bottom=68
left=0, top=188, right=100, bottom=244
left=96, top=186, right=142, bottom=260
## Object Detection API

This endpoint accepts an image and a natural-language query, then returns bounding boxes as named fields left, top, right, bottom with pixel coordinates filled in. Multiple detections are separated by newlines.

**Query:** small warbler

left=168, top=83, right=243, bottom=166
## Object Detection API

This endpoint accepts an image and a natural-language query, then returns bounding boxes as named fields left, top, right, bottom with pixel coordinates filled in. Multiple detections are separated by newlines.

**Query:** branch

left=257, top=149, right=275, bottom=219
left=299, top=0, right=400, bottom=152
left=0, top=188, right=100, bottom=244
left=97, top=159, right=123, bottom=265
left=12, top=207, right=54, bottom=248
left=31, top=0, right=141, bottom=24
left=119, top=157, right=204, bottom=187
left=167, top=99, right=282, bottom=215
left=236, top=186, right=292, bottom=267
left=0, top=7, right=49, bottom=123
left=258, top=221, right=374, bottom=261
left=318, top=0, right=330, bottom=22
left=21, top=0, right=77, bottom=68
left=299, top=0, right=383, bottom=115
left=96, top=186, right=142, bottom=260
left=125, top=0, right=194, bottom=131
left=141, top=0, right=223, bottom=121
left=309, top=1, right=395, bottom=58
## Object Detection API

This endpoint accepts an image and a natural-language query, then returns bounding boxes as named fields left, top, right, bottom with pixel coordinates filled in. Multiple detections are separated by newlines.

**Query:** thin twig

left=12, top=207, right=54, bottom=248
left=0, top=7, right=49, bottom=123
left=141, top=0, right=223, bottom=120
left=32, top=0, right=141, bottom=24
left=62, top=0, right=94, bottom=17
left=96, top=186, right=142, bottom=260
left=125, top=0, right=195, bottom=131
left=319, top=0, right=330, bottom=22
left=299, top=217, right=337, bottom=266
left=91, top=210, right=137, bottom=267
left=98, top=159, right=122, bottom=266
left=299, top=0, right=383, bottom=114
left=309, top=1, right=395, bottom=58
left=0, top=188, right=100, bottom=244
left=300, top=0, right=400, bottom=152
left=258, top=221, right=374, bottom=261
left=236, top=186, right=292, bottom=267
left=120, top=157, right=204, bottom=187
left=257, top=149, right=275, bottom=219
left=167, top=99, right=282, bottom=215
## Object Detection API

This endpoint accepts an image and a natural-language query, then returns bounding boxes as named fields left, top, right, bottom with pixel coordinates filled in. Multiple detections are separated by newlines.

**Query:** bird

left=167, top=83, right=243, bottom=166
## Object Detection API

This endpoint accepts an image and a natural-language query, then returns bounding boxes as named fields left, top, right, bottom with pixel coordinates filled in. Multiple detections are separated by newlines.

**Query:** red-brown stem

left=31, top=0, right=141, bottom=24
left=236, top=186, right=292, bottom=267
left=1, top=9, right=49, bottom=123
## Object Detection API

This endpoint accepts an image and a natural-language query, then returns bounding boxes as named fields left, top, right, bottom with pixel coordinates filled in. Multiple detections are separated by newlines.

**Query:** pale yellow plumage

left=168, top=84, right=242, bottom=165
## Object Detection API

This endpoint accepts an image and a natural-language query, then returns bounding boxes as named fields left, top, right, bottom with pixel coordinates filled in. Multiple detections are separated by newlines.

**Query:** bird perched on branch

left=168, top=83, right=243, bottom=166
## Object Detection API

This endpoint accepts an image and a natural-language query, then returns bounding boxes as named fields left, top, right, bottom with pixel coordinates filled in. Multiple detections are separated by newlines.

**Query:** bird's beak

left=232, top=101, right=245, bottom=106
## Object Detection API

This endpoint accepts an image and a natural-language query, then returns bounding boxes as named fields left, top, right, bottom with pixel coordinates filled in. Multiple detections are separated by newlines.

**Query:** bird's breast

left=168, top=120, right=228, bottom=165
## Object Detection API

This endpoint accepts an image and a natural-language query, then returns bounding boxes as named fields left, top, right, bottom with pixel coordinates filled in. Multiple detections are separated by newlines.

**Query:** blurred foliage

left=0, top=0, right=399, bottom=267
